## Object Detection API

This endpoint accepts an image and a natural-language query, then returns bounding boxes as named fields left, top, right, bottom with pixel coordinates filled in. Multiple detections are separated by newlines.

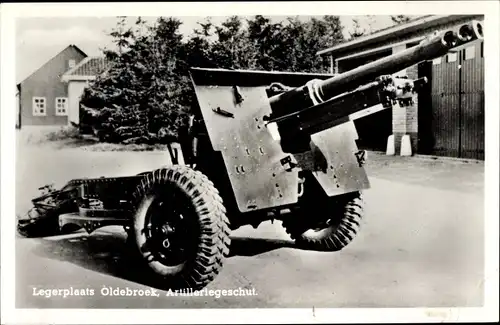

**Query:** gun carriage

left=18, top=21, right=483, bottom=290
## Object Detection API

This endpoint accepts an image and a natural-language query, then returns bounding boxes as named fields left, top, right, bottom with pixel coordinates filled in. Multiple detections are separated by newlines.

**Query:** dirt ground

left=14, top=138, right=485, bottom=309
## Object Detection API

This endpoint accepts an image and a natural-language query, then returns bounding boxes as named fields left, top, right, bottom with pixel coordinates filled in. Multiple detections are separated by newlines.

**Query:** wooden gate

left=429, top=40, right=484, bottom=160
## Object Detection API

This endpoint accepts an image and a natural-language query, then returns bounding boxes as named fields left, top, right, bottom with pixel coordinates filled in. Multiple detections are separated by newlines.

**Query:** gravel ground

left=13, top=139, right=485, bottom=309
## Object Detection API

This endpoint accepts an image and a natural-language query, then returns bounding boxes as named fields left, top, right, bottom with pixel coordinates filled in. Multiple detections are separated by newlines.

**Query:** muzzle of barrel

left=441, top=30, right=459, bottom=48
left=455, top=20, right=484, bottom=45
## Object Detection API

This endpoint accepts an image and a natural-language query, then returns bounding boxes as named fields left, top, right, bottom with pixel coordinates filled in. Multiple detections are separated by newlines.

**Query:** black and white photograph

left=1, top=2, right=499, bottom=324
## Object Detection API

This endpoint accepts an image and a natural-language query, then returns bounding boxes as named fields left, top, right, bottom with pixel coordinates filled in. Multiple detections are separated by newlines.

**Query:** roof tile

left=66, top=57, right=111, bottom=77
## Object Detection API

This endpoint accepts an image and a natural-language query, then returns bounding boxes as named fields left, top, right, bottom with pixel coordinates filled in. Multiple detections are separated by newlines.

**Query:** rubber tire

left=131, top=166, right=231, bottom=291
left=283, top=191, right=364, bottom=252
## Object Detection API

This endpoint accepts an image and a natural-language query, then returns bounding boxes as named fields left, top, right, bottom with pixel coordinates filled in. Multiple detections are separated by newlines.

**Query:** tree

left=253, top=15, right=344, bottom=73
left=349, top=18, right=366, bottom=39
left=304, top=16, right=345, bottom=72
left=246, top=15, right=284, bottom=70
left=182, top=18, right=218, bottom=69
left=210, top=16, right=255, bottom=69
left=321, top=15, right=345, bottom=48
left=391, top=15, right=413, bottom=25
left=348, top=15, right=381, bottom=40
left=80, top=16, right=193, bottom=144
left=108, top=16, right=133, bottom=54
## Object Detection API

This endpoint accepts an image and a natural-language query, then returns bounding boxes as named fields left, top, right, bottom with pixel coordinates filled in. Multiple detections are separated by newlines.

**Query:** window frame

left=55, top=97, right=69, bottom=116
left=32, top=97, right=47, bottom=116
left=68, top=59, right=76, bottom=69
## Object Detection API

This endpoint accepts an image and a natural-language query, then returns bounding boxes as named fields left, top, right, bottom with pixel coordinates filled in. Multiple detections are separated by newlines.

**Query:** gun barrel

left=269, top=20, right=483, bottom=116
left=455, top=20, right=483, bottom=43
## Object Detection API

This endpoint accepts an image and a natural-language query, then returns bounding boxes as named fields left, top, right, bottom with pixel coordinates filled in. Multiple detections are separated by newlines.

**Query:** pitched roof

left=16, top=44, right=87, bottom=85
left=61, top=56, right=111, bottom=81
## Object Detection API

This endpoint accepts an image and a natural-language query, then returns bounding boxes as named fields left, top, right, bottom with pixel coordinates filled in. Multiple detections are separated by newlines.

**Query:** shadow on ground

left=28, top=230, right=297, bottom=290
left=226, top=236, right=296, bottom=257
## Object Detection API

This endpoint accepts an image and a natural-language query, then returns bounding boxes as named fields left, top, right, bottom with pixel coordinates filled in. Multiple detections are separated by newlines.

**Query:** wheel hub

left=144, top=189, right=199, bottom=267
left=161, top=224, right=174, bottom=234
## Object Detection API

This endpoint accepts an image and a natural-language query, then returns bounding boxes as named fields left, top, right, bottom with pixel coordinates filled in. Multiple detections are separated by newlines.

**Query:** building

left=318, top=15, right=484, bottom=160
left=61, top=57, right=111, bottom=125
left=17, top=44, right=87, bottom=128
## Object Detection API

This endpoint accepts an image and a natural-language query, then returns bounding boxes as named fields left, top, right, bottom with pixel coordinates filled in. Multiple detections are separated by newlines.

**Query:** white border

left=2, top=2, right=499, bottom=324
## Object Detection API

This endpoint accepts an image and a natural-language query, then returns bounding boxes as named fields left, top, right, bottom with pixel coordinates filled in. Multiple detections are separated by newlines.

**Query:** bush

left=45, top=126, right=82, bottom=142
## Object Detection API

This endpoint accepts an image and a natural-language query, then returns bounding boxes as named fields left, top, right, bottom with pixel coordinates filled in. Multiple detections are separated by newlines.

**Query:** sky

left=15, top=15, right=397, bottom=84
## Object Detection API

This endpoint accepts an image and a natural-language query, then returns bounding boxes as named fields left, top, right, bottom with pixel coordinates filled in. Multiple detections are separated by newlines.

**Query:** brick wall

left=405, top=63, right=419, bottom=152
left=392, top=103, right=418, bottom=154
left=392, top=104, right=418, bottom=153
left=391, top=44, right=419, bottom=154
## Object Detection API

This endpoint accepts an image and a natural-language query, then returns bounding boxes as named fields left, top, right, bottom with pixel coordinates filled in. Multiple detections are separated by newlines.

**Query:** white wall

left=67, top=80, right=88, bottom=125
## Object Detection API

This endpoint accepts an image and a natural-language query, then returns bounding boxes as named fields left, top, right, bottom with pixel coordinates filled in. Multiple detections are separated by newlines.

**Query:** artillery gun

left=17, top=21, right=483, bottom=290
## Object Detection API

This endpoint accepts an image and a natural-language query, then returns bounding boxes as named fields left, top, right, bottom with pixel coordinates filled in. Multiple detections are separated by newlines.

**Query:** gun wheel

left=283, top=191, right=364, bottom=252
left=131, top=166, right=230, bottom=291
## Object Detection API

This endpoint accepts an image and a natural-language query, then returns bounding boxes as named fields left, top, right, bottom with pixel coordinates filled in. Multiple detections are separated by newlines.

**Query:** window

left=432, top=57, right=442, bottom=65
left=464, top=46, right=475, bottom=60
left=32, top=97, right=46, bottom=116
left=68, top=59, right=76, bottom=68
left=447, top=52, right=457, bottom=63
left=55, top=97, right=68, bottom=116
